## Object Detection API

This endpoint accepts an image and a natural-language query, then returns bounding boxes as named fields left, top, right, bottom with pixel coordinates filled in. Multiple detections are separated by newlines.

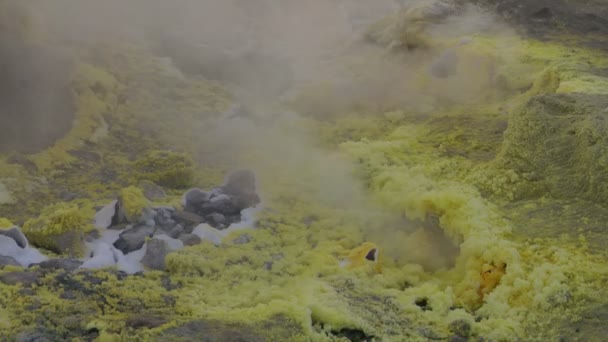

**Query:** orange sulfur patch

left=342, top=242, right=382, bottom=274
left=477, top=262, right=506, bottom=299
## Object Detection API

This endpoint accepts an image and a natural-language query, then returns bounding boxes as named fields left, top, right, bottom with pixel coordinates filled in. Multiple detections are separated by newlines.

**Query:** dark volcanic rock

left=200, top=195, right=242, bottom=217
left=154, top=207, right=175, bottom=228
left=0, top=271, right=39, bottom=286
left=0, top=226, right=28, bottom=248
left=179, top=233, right=202, bottom=246
left=0, top=255, right=20, bottom=267
left=179, top=170, right=261, bottom=229
left=36, top=258, right=83, bottom=272
left=113, top=226, right=155, bottom=254
left=332, top=328, right=374, bottom=342
left=205, top=213, right=226, bottom=227
left=141, top=238, right=169, bottom=271
left=173, top=210, right=204, bottom=226
left=183, top=188, right=209, bottom=212
left=168, top=224, right=184, bottom=239
left=111, top=199, right=128, bottom=226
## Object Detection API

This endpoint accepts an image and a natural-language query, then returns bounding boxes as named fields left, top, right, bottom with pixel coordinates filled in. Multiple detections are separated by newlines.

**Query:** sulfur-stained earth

left=1, top=1, right=608, bottom=341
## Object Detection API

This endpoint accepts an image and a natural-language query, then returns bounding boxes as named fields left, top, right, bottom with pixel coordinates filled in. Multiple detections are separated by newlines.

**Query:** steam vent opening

left=421, top=219, right=461, bottom=271
left=394, top=214, right=462, bottom=272
left=365, top=248, right=377, bottom=261
left=0, top=25, right=74, bottom=153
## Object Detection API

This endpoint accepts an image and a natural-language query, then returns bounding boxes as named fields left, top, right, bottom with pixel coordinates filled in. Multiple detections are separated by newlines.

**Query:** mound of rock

left=182, top=169, right=261, bottom=229
left=22, top=203, right=94, bottom=258
left=469, top=0, right=608, bottom=43
left=496, top=93, right=608, bottom=203
left=85, top=170, right=261, bottom=272
left=0, top=225, right=47, bottom=268
left=0, top=170, right=261, bottom=274
left=365, top=0, right=461, bottom=50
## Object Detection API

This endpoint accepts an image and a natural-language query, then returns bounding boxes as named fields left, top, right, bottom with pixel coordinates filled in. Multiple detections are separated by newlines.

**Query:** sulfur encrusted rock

left=113, top=225, right=155, bottom=255
left=141, top=238, right=169, bottom=271
left=117, top=186, right=150, bottom=223
left=22, top=202, right=94, bottom=257
left=495, top=93, right=608, bottom=203
left=0, top=226, right=28, bottom=248
left=0, top=255, right=19, bottom=267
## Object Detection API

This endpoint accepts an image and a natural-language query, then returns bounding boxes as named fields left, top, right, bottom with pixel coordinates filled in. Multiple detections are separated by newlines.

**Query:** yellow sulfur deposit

left=119, top=186, right=149, bottom=222
left=478, top=262, right=507, bottom=300
left=0, top=218, right=12, bottom=229
left=341, top=242, right=382, bottom=274
left=21, top=202, right=94, bottom=257
left=1, top=2, right=608, bottom=341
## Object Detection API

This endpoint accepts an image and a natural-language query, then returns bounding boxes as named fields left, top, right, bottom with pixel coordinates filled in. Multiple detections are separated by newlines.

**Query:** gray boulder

left=183, top=188, right=209, bottom=212
left=0, top=226, right=28, bottom=248
left=113, top=226, right=155, bottom=254
left=141, top=238, right=169, bottom=271
left=168, top=224, right=184, bottom=239
left=36, top=258, right=83, bottom=272
left=179, top=234, right=202, bottom=246
left=0, top=271, right=39, bottom=286
left=0, top=255, right=20, bottom=267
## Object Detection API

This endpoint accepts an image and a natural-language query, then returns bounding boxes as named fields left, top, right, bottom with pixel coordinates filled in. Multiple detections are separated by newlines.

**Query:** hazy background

left=1, top=0, right=512, bottom=270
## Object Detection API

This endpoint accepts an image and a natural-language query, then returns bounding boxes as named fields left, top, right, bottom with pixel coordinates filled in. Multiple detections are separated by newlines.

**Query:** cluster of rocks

left=182, top=169, right=261, bottom=229
left=92, top=169, right=261, bottom=271
left=0, top=170, right=261, bottom=275
left=106, top=169, right=259, bottom=245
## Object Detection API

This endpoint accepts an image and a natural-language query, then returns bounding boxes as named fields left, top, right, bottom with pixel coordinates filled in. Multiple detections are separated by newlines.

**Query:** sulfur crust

left=119, top=186, right=149, bottom=222
left=0, top=23, right=607, bottom=341
left=21, top=202, right=94, bottom=257
left=0, top=218, right=12, bottom=229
